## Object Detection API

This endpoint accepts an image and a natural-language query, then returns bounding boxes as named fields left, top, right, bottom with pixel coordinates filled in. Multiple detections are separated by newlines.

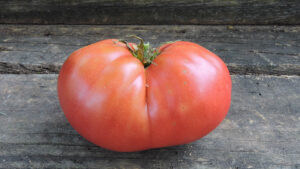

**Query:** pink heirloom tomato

left=57, top=37, right=231, bottom=152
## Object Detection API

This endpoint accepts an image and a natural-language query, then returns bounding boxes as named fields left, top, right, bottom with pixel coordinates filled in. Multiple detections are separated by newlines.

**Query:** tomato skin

left=58, top=39, right=231, bottom=152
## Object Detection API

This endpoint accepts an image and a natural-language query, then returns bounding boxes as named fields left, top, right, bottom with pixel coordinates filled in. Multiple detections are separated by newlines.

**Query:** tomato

left=57, top=38, right=231, bottom=152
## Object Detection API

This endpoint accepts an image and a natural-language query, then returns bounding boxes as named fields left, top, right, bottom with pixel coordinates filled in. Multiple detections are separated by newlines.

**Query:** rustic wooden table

left=0, top=1, right=300, bottom=169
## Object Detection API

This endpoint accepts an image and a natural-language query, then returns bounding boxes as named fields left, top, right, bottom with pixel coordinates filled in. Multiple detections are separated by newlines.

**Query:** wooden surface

left=0, top=74, right=299, bottom=168
left=0, top=25, right=300, bottom=75
left=0, top=23, right=300, bottom=168
left=1, top=0, right=300, bottom=25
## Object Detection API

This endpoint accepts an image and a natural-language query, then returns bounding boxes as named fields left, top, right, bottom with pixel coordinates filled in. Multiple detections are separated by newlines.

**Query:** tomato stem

left=119, top=36, right=159, bottom=68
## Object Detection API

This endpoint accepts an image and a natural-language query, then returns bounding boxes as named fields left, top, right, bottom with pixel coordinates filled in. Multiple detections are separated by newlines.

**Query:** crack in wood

left=0, top=62, right=299, bottom=75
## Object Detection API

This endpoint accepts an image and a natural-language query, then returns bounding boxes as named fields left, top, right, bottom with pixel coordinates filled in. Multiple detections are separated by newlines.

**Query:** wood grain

left=0, top=25, right=299, bottom=75
left=0, top=74, right=299, bottom=168
left=0, top=0, right=300, bottom=25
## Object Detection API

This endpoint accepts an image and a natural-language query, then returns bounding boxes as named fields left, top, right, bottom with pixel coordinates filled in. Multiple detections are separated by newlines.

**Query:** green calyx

left=119, top=35, right=160, bottom=68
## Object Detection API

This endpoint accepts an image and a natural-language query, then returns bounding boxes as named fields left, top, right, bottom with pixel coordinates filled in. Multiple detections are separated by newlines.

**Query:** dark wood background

left=0, top=0, right=300, bottom=168
left=1, top=0, right=300, bottom=25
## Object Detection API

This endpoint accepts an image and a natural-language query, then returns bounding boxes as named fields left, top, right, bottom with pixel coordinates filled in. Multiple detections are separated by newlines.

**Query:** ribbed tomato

left=57, top=38, right=231, bottom=152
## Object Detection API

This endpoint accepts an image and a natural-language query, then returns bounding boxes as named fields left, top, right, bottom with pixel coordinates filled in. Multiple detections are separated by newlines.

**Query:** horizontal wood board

left=0, top=25, right=299, bottom=75
left=0, top=74, right=299, bottom=168
left=1, top=0, right=300, bottom=25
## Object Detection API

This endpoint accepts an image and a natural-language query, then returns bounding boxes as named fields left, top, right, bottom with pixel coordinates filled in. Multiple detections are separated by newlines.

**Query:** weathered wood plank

left=0, top=0, right=300, bottom=25
left=0, top=74, right=299, bottom=168
left=0, top=25, right=300, bottom=75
